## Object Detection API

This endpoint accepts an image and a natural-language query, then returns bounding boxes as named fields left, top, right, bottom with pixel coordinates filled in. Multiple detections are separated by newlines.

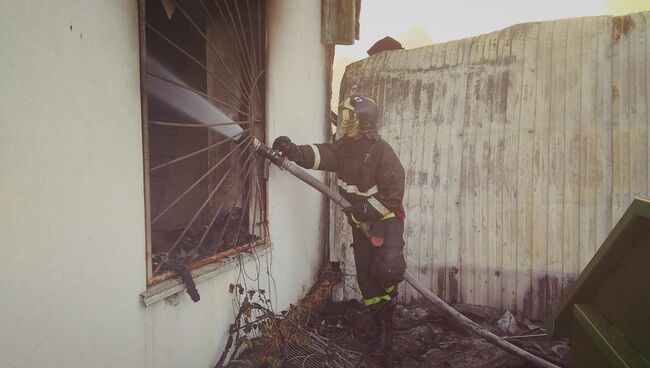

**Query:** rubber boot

left=380, top=320, right=394, bottom=368
left=370, top=301, right=395, bottom=358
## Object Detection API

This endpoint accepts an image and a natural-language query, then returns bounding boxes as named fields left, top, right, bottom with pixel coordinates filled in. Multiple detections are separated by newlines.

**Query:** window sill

left=140, top=242, right=271, bottom=307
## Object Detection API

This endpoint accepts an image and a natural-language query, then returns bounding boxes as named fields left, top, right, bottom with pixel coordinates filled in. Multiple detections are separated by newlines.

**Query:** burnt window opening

left=140, top=0, right=268, bottom=285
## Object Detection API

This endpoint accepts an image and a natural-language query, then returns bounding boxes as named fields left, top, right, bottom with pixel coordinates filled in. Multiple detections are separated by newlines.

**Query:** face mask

left=338, top=98, right=359, bottom=136
left=339, top=108, right=359, bottom=136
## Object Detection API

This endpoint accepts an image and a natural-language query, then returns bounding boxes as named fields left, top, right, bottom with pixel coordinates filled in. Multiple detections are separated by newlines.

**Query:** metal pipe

left=250, top=136, right=561, bottom=368
left=251, top=138, right=349, bottom=206
left=250, top=138, right=369, bottom=236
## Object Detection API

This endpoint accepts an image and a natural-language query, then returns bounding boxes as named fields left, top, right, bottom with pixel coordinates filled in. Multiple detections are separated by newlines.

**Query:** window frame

left=137, top=0, right=269, bottom=287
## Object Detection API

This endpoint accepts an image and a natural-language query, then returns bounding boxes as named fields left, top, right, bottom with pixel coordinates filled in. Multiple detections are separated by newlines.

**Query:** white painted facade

left=0, top=1, right=329, bottom=367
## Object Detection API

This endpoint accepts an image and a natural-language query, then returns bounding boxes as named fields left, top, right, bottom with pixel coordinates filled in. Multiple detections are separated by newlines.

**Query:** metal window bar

left=199, top=0, right=256, bottom=99
left=152, top=0, right=265, bottom=106
left=171, top=0, right=242, bottom=90
left=212, top=0, right=261, bottom=106
left=146, top=23, right=250, bottom=107
left=144, top=0, right=267, bottom=279
left=151, top=136, right=252, bottom=225
left=175, top=0, right=264, bottom=110
left=210, top=147, right=259, bottom=251
left=149, top=129, right=245, bottom=172
left=149, top=120, right=253, bottom=128
left=197, top=141, right=258, bottom=253
left=161, top=138, right=256, bottom=271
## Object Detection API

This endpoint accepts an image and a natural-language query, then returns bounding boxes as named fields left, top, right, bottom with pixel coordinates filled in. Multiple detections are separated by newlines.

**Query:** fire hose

left=252, top=137, right=560, bottom=368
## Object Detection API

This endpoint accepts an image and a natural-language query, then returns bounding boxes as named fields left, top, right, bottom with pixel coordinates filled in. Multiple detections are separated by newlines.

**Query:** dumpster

left=547, top=198, right=650, bottom=367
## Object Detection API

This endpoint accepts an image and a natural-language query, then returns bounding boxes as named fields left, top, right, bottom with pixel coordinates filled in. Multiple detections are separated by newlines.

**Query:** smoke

left=146, top=57, right=244, bottom=139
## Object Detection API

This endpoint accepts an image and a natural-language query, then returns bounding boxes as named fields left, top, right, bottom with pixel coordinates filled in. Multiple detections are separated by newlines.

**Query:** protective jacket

left=290, top=133, right=406, bottom=221
left=279, top=132, right=407, bottom=313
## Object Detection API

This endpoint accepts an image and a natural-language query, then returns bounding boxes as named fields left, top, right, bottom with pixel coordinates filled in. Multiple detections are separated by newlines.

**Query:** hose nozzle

left=251, top=137, right=291, bottom=170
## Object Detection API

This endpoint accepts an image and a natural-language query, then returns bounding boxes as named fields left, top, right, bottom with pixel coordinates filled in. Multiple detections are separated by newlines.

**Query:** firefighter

left=272, top=94, right=406, bottom=359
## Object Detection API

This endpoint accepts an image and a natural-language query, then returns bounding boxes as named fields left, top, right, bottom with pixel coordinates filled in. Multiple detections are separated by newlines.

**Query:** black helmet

left=338, top=94, right=380, bottom=136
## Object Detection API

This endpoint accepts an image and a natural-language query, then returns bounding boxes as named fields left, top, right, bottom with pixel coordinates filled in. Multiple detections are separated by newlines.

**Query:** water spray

left=146, top=57, right=244, bottom=139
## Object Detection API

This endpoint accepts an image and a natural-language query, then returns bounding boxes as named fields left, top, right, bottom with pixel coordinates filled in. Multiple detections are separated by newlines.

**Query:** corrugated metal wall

left=334, top=12, right=650, bottom=320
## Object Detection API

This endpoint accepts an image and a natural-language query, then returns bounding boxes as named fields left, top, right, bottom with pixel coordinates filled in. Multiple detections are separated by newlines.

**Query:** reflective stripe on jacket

left=291, top=134, right=405, bottom=222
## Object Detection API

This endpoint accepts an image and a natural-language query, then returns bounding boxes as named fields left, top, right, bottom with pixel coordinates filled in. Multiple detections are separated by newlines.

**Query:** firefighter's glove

left=272, top=136, right=301, bottom=161
left=342, top=200, right=380, bottom=223
left=272, top=136, right=292, bottom=152
left=344, top=211, right=360, bottom=227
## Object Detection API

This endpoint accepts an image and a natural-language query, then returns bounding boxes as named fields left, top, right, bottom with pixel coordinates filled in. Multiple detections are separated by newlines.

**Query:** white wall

left=0, top=1, right=147, bottom=367
left=266, top=0, right=330, bottom=309
left=0, top=1, right=329, bottom=367
left=144, top=258, right=273, bottom=368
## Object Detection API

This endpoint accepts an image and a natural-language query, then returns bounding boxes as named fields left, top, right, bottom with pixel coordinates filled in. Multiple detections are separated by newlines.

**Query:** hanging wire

left=230, top=165, right=263, bottom=283
left=238, top=165, right=264, bottom=284
left=284, top=328, right=363, bottom=368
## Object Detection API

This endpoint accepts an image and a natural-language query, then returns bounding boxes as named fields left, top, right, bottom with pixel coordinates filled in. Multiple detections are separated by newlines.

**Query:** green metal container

left=547, top=198, right=650, bottom=368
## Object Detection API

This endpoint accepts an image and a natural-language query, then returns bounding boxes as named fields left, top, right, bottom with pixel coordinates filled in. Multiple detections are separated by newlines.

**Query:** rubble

left=317, top=302, right=568, bottom=368
left=496, top=310, right=519, bottom=335
left=232, top=300, right=571, bottom=368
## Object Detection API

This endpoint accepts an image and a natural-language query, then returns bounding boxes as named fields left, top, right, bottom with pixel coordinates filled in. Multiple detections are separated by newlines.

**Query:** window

left=139, top=0, right=268, bottom=285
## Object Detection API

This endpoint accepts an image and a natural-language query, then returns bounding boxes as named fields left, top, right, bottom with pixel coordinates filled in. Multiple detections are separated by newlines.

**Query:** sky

left=331, top=0, right=650, bottom=109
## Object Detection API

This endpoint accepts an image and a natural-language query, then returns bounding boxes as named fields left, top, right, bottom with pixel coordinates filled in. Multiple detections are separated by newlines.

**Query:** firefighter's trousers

left=351, top=217, right=407, bottom=306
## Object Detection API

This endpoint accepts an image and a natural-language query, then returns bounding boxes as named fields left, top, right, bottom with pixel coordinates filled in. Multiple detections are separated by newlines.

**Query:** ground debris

left=496, top=310, right=519, bottom=335
left=226, top=292, right=569, bottom=368
left=291, top=300, right=570, bottom=368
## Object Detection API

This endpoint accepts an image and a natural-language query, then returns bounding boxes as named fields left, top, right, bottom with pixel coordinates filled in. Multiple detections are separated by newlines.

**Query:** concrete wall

left=266, top=0, right=330, bottom=307
left=336, top=12, right=650, bottom=321
left=0, top=0, right=329, bottom=367
left=0, top=1, right=147, bottom=367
